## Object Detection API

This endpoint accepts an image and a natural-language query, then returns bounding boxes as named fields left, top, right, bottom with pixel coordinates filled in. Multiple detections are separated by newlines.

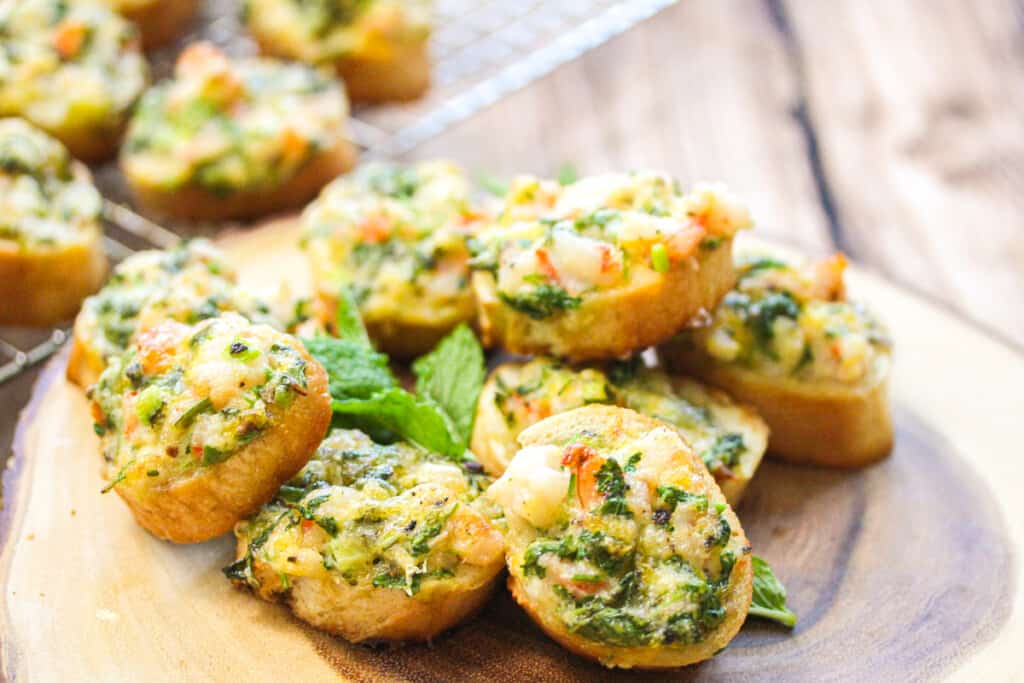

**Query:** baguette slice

left=489, top=405, right=753, bottom=669
left=470, top=358, right=768, bottom=505
left=92, top=314, right=331, bottom=543
left=0, top=122, right=108, bottom=326
left=659, top=251, right=893, bottom=468
left=471, top=174, right=750, bottom=362
left=662, top=344, right=892, bottom=468
left=474, top=238, right=736, bottom=362
left=245, top=0, right=432, bottom=102
left=229, top=428, right=505, bottom=643
left=127, top=137, right=356, bottom=222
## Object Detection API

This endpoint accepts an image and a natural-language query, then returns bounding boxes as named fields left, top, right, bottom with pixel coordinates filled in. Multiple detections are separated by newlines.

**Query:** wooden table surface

left=417, top=0, right=1024, bottom=350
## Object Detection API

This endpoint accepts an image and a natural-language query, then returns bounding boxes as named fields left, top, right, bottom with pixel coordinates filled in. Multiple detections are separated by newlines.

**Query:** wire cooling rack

left=0, top=0, right=678, bottom=385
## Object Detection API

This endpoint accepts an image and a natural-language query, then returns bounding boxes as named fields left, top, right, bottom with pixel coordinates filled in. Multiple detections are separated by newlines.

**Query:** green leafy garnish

left=175, top=398, right=212, bottom=427
left=334, top=285, right=372, bottom=347
left=331, top=389, right=461, bottom=459
left=749, top=556, right=797, bottom=627
left=500, top=283, right=581, bottom=320
left=412, top=324, right=485, bottom=448
left=595, top=459, right=632, bottom=517
left=302, top=336, right=396, bottom=401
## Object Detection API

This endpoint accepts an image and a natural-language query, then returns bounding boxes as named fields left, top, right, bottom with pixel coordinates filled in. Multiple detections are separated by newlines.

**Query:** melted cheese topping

left=302, top=160, right=484, bottom=327
left=688, top=253, right=891, bottom=384
left=0, top=118, right=101, bottom=249
left=0, top=0, right=148, bottom=137
left=488, top=409, right=747, bottom=650
left=230, top=428, right=502, bottom=598
left=471, top=173, right=751, bottom=319
left=244, top=0, right=431, bottom=64
left=122, top=43, right=348, bottom=193
left=487, top=358, right=764, bottom=481
left=91, top=313, right=312, bottom=485
left=75, top=240, right=274, bottom=365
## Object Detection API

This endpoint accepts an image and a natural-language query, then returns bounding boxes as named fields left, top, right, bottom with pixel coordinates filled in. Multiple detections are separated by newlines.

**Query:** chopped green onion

left=175, top=397, right=212, bottom=427
left=651, top=243, right=670, bottom=273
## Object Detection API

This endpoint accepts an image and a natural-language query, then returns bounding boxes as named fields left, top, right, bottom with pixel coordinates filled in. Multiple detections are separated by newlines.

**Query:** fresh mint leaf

left=412, top=324, right=485, bottom=448
left=302, top=336, right=396, bottom=401
left=335, top=285, right=372, bottom=347
left=331, top=389, right=461, bottom=458
left=749, top=555, right=797, bottom=627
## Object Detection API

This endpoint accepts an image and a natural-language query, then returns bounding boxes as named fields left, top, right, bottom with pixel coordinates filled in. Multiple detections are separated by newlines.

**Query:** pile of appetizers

left=68, top=162, right=892, bottom=669
left=0, top=2, right=895, bottom=670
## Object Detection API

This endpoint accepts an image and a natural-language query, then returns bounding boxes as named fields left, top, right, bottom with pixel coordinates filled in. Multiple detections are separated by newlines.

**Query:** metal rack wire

left=0, top=0, right=678, bottom=385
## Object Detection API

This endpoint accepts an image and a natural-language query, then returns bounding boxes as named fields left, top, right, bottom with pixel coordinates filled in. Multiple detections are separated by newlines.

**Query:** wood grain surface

left=1, top=222, right=1022, bottom=681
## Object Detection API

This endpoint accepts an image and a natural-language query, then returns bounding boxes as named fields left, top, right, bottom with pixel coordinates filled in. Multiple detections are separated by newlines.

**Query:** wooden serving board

left=2, top=221, right=1022, bottom=681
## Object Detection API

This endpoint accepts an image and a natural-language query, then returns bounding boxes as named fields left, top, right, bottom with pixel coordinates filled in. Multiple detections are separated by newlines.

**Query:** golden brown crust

left=125, top=138, right=357, bottom=222
left=116, top=352, right=331, bottom=543
left=251, top=33, right=431, bottom=103
left=0, top=162, right=108, bottom=326
left=121, top=0, right=199, bottom=50
left=510, top=406, right=753, bottom=669
left=66, top=323, right=106, bottom=389
left=283, top=570, right=500, bottom=643
left=473, top=238, right=736, bottom=362
left=56, top=124, right=125, bottom=164
left=662, top=345, right=893, bottom=468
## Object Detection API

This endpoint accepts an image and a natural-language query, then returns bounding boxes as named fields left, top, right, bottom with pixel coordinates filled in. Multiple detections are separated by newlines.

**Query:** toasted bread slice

left=92, top=314, right=331, bottom=543
left=0, top=3, right=147, bottom=163
left=121, top=45, right=355, bottom=222
left=663, top=345, right=892, bottom=468
left=302, top=161, right=484, bottom=358
left=0, top=121, right=108, bottom=326
left=229, top=428, right=505, bottom=642
left=127, top=137, right=356, bottom=222
left=471, top=358, right=768, bottom=505
left=471, top=174, right=750, bottom=362
left=67, top=240, right=240, bottom=389
left=488, top=405, right=753, bottom=669
left=659, top=252, right=893, bottom=468
left=245, top=0, right=432, bottom=102
left=0, top=222, right=107, bottom=326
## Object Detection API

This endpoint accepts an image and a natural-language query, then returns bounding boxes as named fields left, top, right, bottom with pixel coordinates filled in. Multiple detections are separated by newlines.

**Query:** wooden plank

left=781, top=0, right=1024, bottom=346
left=414, top=0, right=835, bottom=254
left=2, top=221, right=1021, bottom=680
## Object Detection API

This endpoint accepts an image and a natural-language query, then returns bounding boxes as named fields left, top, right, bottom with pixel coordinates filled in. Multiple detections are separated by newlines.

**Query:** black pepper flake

left=229, top=341, right=248, bottom=355
left=652, top=509, right=671, bottom=526
left=404, top=521, right=417, bottom=532
left=464, top=461, right=484, bottom=474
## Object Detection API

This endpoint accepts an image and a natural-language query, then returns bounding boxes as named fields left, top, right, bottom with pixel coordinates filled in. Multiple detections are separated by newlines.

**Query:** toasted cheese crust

left=471, top=358, right=768, bottom=504
left=228, top=428, right=505, bottom=643
left=660, top=252, right=893, bottom=467
left=302, top=161, right=486, bottom=357
left=0, top=0, right=149, bottom=161
left=90, top=313, right=330, bottom=542
left=470, top=173, right=751, bottom=361
left=0, top=118, right=107, bottom=325
left=121, top=43, right=355, bottom=219
left=488, top=406, right=752, bottom=669
left=244, top=0, right=431, bottom=101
